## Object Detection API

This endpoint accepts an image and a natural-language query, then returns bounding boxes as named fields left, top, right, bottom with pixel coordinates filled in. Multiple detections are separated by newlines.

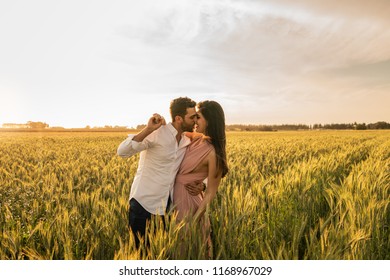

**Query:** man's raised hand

left=147, top=113, right=166, bottom=131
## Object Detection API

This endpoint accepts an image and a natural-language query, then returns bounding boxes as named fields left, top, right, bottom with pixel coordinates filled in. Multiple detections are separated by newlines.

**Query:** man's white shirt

left=117, top=123, right=191, bottom=215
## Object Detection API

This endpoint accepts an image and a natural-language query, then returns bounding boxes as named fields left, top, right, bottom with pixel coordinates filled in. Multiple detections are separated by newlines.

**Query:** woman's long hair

left=197, top=100, right=228, bottom=178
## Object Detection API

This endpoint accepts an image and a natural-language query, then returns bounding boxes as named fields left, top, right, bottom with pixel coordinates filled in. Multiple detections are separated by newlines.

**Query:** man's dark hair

left=170, top=97, right=196, bottom=122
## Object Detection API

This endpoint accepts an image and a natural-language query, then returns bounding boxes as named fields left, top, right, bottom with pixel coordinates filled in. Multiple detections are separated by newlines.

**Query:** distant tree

left=27, top=121, right=49, bottom=129
left=368, top=121, right=390, bottom=129
left=2, top=123, right=29, bottom=128
left=313, top=124, right=323, bottom=129
left=114, top=126, right=128, bottom=130
left=355, top=123, right=367, bottom=130
left=136, top=124, right=147, bottom=130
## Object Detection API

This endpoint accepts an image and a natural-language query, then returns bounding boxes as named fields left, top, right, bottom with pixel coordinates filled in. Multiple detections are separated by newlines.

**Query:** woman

left=172, top=100, right=228, bottom=255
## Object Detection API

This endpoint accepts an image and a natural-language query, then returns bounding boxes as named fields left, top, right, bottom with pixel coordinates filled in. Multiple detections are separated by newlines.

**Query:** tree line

left=226, top=121, right=390, bottom=131
left=312, top=121, right=390, bottom=130
left=2, top=121, right=49, bottom=129
left=2, top=121, right=390, bottom=131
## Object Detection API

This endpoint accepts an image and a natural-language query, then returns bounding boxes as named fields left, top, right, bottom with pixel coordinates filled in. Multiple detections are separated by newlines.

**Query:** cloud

left=5, top=0, right=387, bottom=126
left=265, top=0, right=390, bottom=23
left=111, top=0, right=390, bottom=124
left=120, top=1, right=390, bottom=74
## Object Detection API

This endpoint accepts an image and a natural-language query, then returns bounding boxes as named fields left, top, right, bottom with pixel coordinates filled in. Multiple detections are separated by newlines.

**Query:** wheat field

left=0, top=130, right=389, bottom=260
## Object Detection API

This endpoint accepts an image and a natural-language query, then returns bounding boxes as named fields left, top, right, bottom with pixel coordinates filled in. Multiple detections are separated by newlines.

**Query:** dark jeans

left=128, top=198, right=151, bottom=248
left=128, top=198, right=170, bottom=248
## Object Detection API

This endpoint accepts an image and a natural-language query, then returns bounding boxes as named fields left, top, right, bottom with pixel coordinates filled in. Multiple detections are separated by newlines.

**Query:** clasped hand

left=147, top=113, right=166, bottom=131
left=185, top=180, right=204, bottom=196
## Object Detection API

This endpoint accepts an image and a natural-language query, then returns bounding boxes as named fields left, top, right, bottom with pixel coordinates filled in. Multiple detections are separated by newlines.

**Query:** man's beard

left=181, top=121, right=194, bottom=132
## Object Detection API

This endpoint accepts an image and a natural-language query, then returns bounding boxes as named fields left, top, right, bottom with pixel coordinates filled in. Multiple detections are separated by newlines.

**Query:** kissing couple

left=117, top=97, right=228, bottom=257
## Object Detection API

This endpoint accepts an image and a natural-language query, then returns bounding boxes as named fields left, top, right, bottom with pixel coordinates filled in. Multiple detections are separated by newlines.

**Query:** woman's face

left=195, top=111, right=207, bottom=134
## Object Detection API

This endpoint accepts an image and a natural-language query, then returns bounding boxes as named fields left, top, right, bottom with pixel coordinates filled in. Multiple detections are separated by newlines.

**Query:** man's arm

left=117, top=114, right=165, bottom=158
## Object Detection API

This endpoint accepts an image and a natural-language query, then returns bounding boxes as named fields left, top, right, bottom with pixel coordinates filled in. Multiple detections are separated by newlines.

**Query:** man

left=117, top=97, right=200, bottom=247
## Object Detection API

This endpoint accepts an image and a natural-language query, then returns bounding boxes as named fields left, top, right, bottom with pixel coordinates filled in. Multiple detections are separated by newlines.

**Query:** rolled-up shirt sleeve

left=117, top=134, right=152, bottom=158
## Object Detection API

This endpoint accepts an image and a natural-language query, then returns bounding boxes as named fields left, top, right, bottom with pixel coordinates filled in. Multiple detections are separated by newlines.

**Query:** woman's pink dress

left=173, top=135, right=214, bottom=221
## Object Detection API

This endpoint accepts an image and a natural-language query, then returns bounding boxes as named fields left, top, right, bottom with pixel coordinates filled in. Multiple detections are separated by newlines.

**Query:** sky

left=1, top=0, right=389, bottom=128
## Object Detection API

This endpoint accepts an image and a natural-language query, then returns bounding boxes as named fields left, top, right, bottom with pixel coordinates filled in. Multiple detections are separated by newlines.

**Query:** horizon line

left=1, top=120, right=390, bottom=130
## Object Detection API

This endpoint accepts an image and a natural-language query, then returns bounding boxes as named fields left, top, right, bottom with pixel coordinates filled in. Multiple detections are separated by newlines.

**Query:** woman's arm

left=193, top=150, right=222, bottom=221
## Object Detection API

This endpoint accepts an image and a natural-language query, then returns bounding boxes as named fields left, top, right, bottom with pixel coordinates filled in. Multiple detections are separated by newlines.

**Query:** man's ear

left=174, top=115, right=183, bottom=123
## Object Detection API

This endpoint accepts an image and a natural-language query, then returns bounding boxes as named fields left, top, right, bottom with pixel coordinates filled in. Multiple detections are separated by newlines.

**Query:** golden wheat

left=0, top=130, right=389, bottom=259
